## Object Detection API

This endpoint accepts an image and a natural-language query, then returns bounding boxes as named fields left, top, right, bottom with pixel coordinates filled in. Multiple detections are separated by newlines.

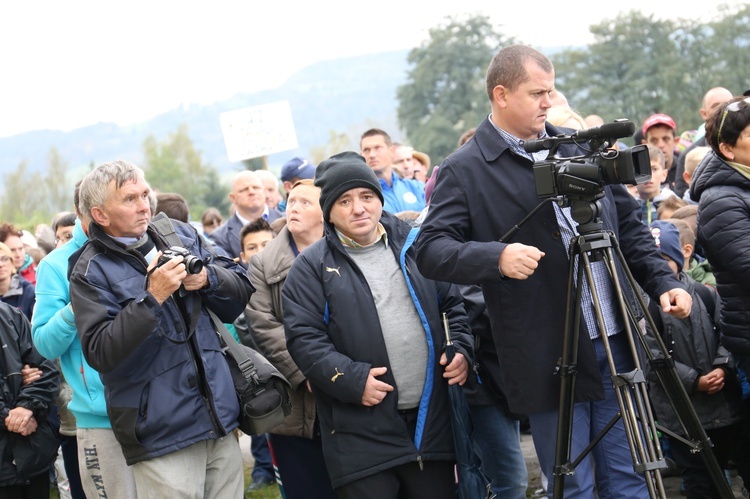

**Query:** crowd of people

left=2, top=44, right=750, bottom=499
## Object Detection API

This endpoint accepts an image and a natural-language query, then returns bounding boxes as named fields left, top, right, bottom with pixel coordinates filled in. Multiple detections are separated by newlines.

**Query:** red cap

left=642, top=113, right=676, bottom=135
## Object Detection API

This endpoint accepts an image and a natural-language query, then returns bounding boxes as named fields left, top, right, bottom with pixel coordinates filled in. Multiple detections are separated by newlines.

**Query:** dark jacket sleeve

left=282, top=254, right=371, bottom=405
left=1, top=307, right=59, bottom=424
left=435, top=279, right=474, bottom=364
left=415, top=162, right=506, bottom=284
left=699, top=190, right=750, bottom=296
left=610, top=184, right=684, bottom=299
left=198, top=257, right=254, bottom=324
left=70, top=264, right=162, bottom=374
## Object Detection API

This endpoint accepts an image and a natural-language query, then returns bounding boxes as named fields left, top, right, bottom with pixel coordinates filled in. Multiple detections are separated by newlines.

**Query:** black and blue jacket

left=282, top=211, right=472, bottom=489
left=69, top=220, right=253, bottom=465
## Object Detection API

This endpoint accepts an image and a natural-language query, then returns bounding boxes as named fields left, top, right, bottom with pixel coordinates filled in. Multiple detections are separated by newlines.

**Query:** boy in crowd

left=642, top=113, right=680, bottom=190
left=638, top=145, right=678, bottom=224
left=239, top=218, right=275, bottom=266
left=645, top=220, right=750, bottom=498
left=682, top=147, right=711, bottom=205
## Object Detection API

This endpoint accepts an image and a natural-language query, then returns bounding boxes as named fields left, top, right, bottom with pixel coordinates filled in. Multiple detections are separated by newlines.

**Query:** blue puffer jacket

left=69, top=219, right=254, bottom=465
left=690, top=152, right=750, bottom=356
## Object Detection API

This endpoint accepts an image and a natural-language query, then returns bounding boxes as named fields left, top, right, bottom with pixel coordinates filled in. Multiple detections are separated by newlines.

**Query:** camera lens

left=184, top=256, right=204, bottom=274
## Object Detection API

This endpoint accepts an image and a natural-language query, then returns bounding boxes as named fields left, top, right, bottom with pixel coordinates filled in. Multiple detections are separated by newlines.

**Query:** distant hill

left=0, top=49, right=410, bottom=177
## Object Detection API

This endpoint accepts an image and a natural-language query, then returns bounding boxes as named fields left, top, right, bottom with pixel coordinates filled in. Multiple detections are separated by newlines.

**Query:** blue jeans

left=250, top=434, right=275, bottom=482
left=468, top=402, right=527, bottom=498
left=528, top=333, right=648, bottom=499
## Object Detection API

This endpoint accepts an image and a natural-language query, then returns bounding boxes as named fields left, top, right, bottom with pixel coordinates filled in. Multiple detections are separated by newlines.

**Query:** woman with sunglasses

left=690, top=95, right=750, bottom=382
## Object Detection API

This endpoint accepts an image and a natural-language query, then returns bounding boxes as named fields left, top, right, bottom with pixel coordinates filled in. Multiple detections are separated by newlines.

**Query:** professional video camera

left=158, top=246, right=204, bottom=274
left=522, top=120, right=651, bottom=201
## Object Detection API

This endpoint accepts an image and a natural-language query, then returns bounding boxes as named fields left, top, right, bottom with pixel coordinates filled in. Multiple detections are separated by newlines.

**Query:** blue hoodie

left=31, top=220, right=110, bottom=429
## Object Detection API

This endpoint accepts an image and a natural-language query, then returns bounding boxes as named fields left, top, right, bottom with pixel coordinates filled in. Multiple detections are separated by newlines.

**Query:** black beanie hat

left=314, top=151, right=384, bottom=221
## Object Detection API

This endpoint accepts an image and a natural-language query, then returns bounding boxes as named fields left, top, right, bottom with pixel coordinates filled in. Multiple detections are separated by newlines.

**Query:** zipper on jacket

left=417, top=455, right=424, bottom=471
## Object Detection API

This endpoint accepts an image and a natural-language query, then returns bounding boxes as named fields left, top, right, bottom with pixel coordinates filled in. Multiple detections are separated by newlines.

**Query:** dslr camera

left=158, top=246, right=204, bottom=274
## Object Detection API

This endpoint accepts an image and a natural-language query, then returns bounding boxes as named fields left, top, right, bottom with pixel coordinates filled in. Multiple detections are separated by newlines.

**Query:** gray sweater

left=347, top=241, right=428, bottom=409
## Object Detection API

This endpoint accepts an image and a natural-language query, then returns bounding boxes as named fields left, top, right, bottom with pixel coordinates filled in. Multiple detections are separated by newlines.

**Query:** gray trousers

left=131, top=434, right=243, bottom=499
left=77, top=428, right=138, bottom=499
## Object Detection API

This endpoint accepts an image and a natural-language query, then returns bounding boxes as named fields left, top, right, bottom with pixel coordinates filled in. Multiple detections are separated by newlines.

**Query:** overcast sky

left=0, top=1, right=740, bottom=138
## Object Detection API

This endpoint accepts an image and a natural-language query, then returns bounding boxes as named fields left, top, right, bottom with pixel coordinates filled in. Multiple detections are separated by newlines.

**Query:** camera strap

left=151, top=212, right=181, bottom=247
left=147, top=212, right=203, bottom=345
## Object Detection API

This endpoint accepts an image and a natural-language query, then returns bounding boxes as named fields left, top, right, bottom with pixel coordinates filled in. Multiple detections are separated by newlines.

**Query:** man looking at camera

left=282, top=152, right=472, bottom=499
left=69, top=160, right=254, bottom=499
left=415, top=45, right=691, bottom=498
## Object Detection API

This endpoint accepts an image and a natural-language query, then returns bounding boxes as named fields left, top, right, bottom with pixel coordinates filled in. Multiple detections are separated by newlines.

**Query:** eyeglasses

left=0, top=256, right=11, bottom=264
left=717, top=97, right=750, bottom=143
left=55, top=233, right=74, bottom=244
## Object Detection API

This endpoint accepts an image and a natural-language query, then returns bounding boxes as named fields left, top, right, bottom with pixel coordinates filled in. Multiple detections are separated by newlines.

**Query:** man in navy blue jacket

left=69, top=160, right=254, bottom=499
left=415, top=45, right=692, bottom=498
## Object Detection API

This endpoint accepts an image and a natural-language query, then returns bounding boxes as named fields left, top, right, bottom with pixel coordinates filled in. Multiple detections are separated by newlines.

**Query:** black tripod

left=548, top=197, right=734, bottom=499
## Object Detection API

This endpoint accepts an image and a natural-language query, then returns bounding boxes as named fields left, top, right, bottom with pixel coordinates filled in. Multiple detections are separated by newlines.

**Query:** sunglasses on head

left=717, top=97, right=750, bottom=143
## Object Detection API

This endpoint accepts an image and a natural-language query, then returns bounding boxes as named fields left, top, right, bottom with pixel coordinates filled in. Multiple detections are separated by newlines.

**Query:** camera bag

left=150, top=213, right=292, bottom=434
left=208, top=310, right=293, bottom=435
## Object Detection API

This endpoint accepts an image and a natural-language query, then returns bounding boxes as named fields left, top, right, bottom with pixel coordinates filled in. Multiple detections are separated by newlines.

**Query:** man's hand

left=147, top=252, right=187, bottom=304
left=499, top=243, right=545, bottom=280
left=697, top=367, right=725, bottom=394
left=659, top=288, right=692, bottom=319
left=5, top=407, right=37, bottom=435
left=361, top=367, right=394, bottom=406
left=21, top=364, right=42, bottom=386
left=182, top=267, right=208, bottom=291
left=395, top=210, right=422, bottom=222
left=440, top=352, right=468, bottom=386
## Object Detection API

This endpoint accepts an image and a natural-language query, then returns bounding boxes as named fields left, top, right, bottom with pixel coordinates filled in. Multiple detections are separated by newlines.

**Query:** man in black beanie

left=281, top=151, right=474, bottom=498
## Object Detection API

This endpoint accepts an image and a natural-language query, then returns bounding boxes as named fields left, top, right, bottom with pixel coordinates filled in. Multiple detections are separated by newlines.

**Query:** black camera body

left=533, top=145, right=651, bottom=199
left=523, top=120, right=651, bottom=202
left=158, top=246, right=204, bottom=274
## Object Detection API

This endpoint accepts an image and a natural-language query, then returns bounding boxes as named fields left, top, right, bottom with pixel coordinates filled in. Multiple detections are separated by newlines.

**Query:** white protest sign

left=219, top=100, right=298, bottom=162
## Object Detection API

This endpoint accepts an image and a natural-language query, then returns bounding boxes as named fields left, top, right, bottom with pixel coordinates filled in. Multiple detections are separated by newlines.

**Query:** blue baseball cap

left=280, top=157, right=316, bottom=182
left=649, top=220, right=684, bottom=267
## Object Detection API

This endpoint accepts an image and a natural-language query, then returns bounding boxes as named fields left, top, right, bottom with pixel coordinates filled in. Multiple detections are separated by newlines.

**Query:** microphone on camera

left=522, top=120, right=636, bottom=154
left=571, top=121, right=635, bottom=142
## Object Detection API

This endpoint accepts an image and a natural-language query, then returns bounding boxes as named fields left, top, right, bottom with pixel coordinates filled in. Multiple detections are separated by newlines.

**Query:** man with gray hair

left=69, top=160, right=254, bottom=498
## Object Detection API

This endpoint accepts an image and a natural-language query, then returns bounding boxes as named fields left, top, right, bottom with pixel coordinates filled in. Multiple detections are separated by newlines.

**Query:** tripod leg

left=552, top=239, right=587, bottom=499
left=609, top=239, right=735, bottom=499
left=578, top=249, right=666, bottom=498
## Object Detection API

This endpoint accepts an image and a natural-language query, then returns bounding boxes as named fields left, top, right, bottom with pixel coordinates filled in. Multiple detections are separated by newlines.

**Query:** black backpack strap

left=150, top=212, right=183, bottom=248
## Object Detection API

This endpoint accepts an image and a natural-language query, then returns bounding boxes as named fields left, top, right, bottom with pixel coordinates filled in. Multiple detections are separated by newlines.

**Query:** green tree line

left=397, top=4, right=750, bottom=166
left=0, top=125, right=231, bottom=230
left=5, top=4, right=748, bottom=229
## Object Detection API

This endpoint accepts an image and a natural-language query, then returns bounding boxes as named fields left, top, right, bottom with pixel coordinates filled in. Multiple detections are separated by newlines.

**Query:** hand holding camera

left=148, top=247, right=207, bottom=303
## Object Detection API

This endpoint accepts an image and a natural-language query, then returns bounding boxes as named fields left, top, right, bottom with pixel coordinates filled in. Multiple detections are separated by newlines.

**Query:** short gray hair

left=79, top=160, right=147, bottom=219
